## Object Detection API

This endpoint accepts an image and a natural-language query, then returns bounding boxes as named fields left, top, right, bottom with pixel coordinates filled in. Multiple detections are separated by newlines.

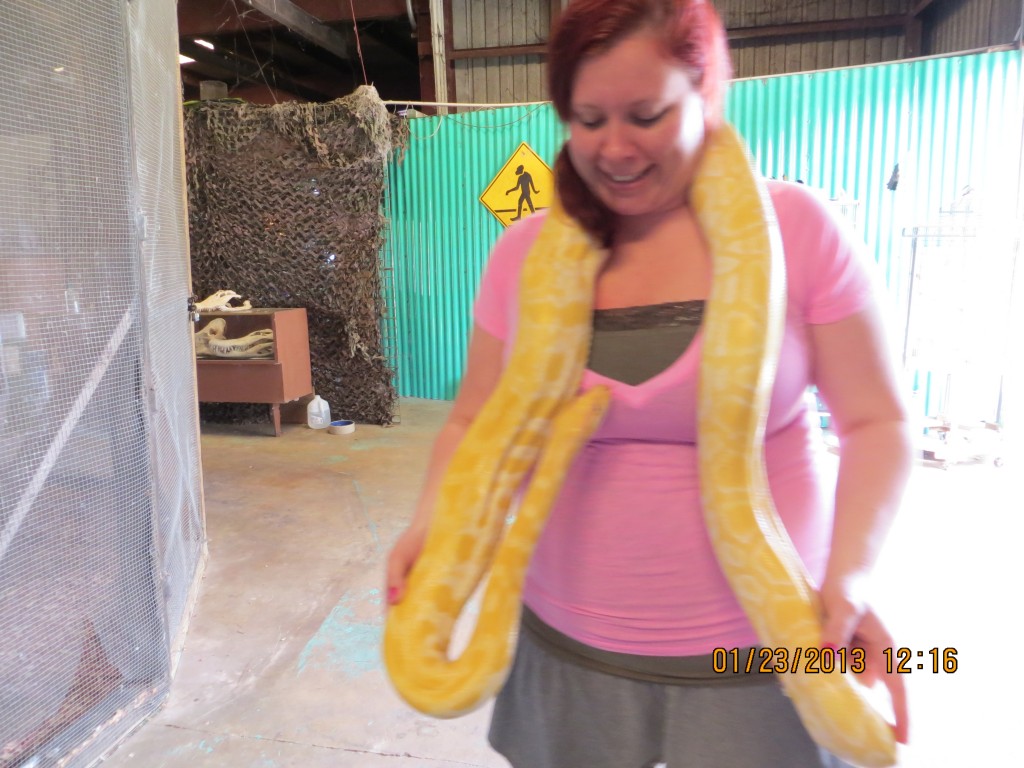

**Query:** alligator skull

left=194, top=319, right=274, bottom=358
left=196, top=290, right=253, bottom=313
left=193, top=317, right=226, bottom=356
left=208, top=329, right=274, bottom=358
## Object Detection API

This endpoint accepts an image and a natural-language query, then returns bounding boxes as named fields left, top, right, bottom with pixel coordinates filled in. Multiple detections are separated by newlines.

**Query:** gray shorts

left=488, top=626, right=854, bottom=768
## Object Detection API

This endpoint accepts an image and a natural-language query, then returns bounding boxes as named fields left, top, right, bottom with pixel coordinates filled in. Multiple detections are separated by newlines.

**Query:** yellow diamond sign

left=479, top=142, right=554, bottom=227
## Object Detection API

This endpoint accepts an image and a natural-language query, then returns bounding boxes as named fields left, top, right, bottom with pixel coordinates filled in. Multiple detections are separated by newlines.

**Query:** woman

left=387, top=0, right=912, bottom=765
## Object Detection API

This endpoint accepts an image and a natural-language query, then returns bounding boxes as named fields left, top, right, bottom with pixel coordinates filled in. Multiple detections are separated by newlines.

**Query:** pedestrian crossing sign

left=479, top=142, right=554, bottom=228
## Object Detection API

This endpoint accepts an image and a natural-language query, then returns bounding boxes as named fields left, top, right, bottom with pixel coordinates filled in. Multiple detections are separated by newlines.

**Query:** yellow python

left=383, top=123, right=897, bottom=767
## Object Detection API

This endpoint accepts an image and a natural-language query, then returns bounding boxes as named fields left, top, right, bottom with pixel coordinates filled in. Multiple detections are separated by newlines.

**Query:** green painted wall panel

left=382, top=106, right=565, bottom=399
left=383, top=50, right=1023, bottom=427
left=728, top=50, right=1023, bottom=424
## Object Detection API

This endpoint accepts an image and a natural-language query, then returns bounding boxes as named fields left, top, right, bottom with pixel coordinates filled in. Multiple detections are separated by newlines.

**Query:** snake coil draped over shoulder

left=384, top=123, right=897, bottom=768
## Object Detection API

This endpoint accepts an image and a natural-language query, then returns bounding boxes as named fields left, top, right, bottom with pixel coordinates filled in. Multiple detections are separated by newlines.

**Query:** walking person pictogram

left=506, top=165, right=539, bottom=220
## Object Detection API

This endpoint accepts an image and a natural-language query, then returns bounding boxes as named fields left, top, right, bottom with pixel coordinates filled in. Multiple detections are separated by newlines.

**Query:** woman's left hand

left=819, top=585, right=909, bottom=744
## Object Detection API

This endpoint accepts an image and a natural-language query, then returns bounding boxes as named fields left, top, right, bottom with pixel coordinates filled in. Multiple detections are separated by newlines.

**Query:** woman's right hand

left=385, top=522, right=429, bottom=607
left=384, top=325, right=504, bottom=610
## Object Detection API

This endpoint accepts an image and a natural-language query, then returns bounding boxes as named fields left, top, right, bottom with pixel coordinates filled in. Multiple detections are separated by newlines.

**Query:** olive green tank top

left=588, top=300, right=704, bottom=384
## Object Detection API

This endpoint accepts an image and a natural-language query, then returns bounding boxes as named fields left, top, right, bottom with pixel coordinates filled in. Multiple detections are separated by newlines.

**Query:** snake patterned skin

left=384, top=123, right=896, bottom=767
left=693, top=127, right=895, bottom=766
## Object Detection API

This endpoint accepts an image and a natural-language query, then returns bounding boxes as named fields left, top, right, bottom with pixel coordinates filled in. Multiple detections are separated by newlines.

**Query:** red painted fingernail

left=822, top=643, right=837, bottom=652
left=387, top=587, right=398, bottom=604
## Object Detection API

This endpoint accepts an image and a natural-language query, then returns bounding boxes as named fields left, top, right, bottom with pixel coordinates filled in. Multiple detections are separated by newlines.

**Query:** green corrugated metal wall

left=382, top=106, right=565, bottom=400
left=728, top=50, right=1024, bottom=425
left=382, top=49, right=1023, bottom=424
left=730, top=50, right=1023, bottom=302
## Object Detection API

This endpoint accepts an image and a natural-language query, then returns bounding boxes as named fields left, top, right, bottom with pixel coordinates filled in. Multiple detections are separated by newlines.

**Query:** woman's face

left=567, top=29, right=707, bottom=225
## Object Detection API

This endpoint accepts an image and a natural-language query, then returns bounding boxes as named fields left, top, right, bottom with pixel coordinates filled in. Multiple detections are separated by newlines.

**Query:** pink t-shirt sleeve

left=472, top=213, right=546, bottom=340
left=771, top=181, right=876, bottom=325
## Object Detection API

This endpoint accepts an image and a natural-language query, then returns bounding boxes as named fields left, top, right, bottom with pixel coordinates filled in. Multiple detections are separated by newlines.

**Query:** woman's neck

left=610, top=202, right=701, bottom=259
left=613, top=201, right=694, bottom=247
left=594, top=202, right=711, bottom=308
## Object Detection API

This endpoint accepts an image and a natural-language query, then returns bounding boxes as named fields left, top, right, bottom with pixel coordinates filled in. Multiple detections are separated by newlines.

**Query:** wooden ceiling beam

left=177, top=0, right=408, bottom=37
left=910, top=0, right=938, bottom=18
left=179, top=38, right=265, bottom=82
left=360, top=19, right=418, bottom=63
left=180, top=56, right=245, bottom=84
left=449, top=14, right=908, bottom=62
left=237, top=0, right=350, bottom=61
left=243, top=31, right=350, bottom=78
left=448, top=43, right=546, bottom=60
left=727, top=15, right=905, bottom=42
left=179, top=37, right=330, bottom=100
left=905, top=0, right=939, bottom=58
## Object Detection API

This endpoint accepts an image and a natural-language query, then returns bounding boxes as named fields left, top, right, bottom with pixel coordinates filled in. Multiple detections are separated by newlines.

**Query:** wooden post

left=415, top=0, right=436, bottom=112
left=550, top=0, right=562, bottom=35
left=443, top=0, right=457, bottom=104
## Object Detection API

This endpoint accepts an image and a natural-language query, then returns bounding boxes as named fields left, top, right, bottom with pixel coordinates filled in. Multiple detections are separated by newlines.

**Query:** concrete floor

left=98, top=398, right=1021, bottom=767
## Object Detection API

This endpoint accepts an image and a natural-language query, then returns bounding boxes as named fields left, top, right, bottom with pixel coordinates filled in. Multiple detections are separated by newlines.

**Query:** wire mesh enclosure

left=0, top=1, right=204, bottom=765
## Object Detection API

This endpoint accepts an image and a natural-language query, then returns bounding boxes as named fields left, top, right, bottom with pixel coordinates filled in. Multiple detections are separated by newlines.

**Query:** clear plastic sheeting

left=0, top=1, right=204, bottom=766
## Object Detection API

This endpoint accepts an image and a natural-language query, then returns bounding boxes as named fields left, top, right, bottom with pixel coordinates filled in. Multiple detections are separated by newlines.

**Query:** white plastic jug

left=306, top=395, right=331, bottom=429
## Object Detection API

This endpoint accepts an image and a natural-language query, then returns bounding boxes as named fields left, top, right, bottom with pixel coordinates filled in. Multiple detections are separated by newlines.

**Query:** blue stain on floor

left=297, top=589, right=383, bottom=677
left=169, top=736, right=226, bottom=757
left=352, top=478, right=382, bottom=552
left=196, top=738, right=221, bottom=754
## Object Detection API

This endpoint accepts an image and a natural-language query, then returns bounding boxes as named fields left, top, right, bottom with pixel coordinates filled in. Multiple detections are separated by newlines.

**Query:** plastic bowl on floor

left=327, top=419, right=355, bottom=435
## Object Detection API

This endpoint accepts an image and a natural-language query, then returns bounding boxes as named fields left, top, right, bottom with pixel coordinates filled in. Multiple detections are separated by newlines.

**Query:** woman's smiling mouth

left=602, top=166, right=653, bottom=186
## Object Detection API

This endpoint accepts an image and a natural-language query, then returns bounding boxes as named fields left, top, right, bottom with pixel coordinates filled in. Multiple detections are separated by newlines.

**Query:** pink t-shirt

left=473, top=181, right=875, bottom=656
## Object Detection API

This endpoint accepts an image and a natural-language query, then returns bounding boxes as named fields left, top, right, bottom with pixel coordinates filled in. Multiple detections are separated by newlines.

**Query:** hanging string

left=348, top=0, right=370, bottom=85
left=228, top=0, right=280, bottom=103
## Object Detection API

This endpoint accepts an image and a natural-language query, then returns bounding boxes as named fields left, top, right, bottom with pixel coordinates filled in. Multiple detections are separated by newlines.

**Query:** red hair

left=547, top=0, right=732, bottom=245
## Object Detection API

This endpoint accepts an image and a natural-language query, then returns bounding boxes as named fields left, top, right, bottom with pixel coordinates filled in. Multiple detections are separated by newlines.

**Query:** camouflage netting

left=185, top=86, right=407, bottom=426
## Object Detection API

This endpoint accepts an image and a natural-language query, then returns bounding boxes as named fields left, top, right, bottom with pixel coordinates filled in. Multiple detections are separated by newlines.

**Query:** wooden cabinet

left=194, top=308, right=313, bottom=435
